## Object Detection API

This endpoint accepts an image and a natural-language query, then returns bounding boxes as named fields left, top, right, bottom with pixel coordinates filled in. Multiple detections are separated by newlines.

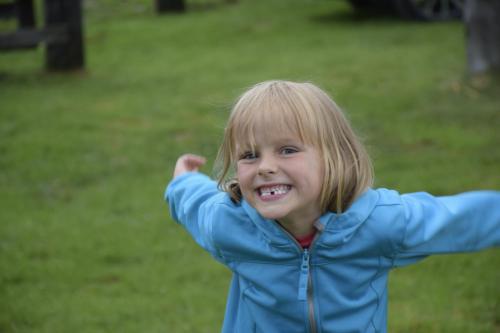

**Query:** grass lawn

left=1, top=0, right=499, bottom=332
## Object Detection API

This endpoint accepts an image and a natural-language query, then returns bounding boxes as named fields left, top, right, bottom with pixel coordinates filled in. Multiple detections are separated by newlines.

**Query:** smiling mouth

left=257, top=185, right=291, bottom=199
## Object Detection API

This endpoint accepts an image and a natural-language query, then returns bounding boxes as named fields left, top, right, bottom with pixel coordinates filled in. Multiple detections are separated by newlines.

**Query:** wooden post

left=44, top=0, right=84, bottom=71
left=464, top=0, right=500, bottom=74
left=17, top=0, right=35, bottom=29
left=155, top=0, right=185, bottom=13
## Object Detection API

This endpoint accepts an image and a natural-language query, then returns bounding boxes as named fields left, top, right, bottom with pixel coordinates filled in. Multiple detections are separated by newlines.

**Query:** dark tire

left=392, top=0, right=464, bottom=21
left=348, top=0, right=374, bottom=8
left=348, top=0, right=393, bottom=9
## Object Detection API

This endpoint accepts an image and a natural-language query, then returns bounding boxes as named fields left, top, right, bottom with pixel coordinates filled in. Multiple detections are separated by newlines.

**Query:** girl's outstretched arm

left=394, top=191, right=500, bottom=264
left=166, top=154, right=221, bottom=256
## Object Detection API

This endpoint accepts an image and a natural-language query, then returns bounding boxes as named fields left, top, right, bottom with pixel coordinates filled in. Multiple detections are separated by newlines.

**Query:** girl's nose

left=258, top=155, right=278, bottom=176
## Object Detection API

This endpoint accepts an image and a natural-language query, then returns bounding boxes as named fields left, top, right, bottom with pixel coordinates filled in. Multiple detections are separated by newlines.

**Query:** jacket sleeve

left=393, top=191, right=500, bottom=266
left=165, top=172, right=221, bottom=255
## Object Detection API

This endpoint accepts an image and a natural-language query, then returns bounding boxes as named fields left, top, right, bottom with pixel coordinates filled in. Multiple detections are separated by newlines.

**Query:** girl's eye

left=239, top=151, right=257, bottom=160
left=281, top=147, right=298, bottom=155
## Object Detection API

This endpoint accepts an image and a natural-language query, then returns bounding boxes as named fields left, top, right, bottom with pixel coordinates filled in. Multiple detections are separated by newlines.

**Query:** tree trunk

left=464, top=0, right=500, bottom=74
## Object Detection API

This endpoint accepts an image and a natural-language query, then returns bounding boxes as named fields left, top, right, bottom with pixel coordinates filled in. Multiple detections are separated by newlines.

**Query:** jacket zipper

left=308, top=269, right=317, bottom=333
left=299, top=248, right=317, bottom=333
left=274, top=222, right=321, bottom=333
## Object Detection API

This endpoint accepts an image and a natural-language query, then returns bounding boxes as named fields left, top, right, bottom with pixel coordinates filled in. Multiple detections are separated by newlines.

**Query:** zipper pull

left=298, top=248, right=310, bottom=301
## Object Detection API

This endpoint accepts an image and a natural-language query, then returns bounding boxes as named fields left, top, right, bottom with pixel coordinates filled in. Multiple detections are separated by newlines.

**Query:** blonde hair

left=215, top=80, right=373, bottom=213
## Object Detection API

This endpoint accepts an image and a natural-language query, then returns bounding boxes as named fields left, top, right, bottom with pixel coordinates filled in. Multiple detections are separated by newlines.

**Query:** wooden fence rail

left=0, top=0, right=84, bottom=71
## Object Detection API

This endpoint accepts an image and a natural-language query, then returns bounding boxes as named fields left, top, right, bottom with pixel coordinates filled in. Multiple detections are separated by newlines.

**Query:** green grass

left=1, top=0, right=499, bottom=332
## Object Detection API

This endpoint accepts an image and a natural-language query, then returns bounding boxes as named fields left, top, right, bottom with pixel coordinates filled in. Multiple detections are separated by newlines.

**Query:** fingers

left=183, top=154, right=207, bottom=170
left=173, top=154, right=207, bottom=178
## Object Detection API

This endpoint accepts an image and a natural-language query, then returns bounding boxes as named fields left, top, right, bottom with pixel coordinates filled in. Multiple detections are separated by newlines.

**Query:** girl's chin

left=257, top=209, right=287, bottom=221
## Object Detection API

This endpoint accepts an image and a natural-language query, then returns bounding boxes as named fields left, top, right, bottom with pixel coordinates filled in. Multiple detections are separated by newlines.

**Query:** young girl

left=165, top=80, right=499, bottom=333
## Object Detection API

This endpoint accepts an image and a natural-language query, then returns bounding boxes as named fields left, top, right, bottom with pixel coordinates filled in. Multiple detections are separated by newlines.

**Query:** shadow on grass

left=309, top=7, right=411, bottom=25
left=0, top=68, right=88, bottom=86
left=186, top=0, right=238, bottom=12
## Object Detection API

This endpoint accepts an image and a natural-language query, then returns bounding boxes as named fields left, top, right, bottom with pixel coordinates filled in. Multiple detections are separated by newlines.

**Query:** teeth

left=259, top=185, right=290, bottom=197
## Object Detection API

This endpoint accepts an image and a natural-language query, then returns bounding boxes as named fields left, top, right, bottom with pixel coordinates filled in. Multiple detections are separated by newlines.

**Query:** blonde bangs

left=229, top=84, right=317, bottom=159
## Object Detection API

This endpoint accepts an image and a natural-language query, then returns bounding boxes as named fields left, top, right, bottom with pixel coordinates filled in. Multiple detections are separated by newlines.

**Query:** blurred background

left=1, top=0, right=499, bottom=332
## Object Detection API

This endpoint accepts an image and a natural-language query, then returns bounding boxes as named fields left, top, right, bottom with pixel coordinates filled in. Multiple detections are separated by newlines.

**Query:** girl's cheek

left=237, top=167, right=254, bottom=186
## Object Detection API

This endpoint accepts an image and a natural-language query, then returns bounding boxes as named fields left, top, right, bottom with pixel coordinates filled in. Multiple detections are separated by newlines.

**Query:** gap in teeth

left=260, top=185, right=290, bottom=196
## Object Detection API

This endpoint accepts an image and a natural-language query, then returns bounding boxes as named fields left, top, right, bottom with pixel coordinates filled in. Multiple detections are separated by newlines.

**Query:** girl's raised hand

left=173, top=154, right=207, bottom=178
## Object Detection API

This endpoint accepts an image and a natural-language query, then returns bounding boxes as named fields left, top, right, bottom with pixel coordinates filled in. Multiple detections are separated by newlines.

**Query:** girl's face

left=236, top=127, right=324, bottom=236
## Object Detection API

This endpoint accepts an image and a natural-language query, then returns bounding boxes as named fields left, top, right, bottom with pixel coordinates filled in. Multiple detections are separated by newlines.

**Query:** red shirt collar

left=295, top=230, right=317, bottom=248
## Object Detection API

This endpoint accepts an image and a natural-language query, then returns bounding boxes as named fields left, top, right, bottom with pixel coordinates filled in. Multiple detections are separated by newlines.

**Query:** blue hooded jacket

left=166, top=172, right=500, bottom=333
